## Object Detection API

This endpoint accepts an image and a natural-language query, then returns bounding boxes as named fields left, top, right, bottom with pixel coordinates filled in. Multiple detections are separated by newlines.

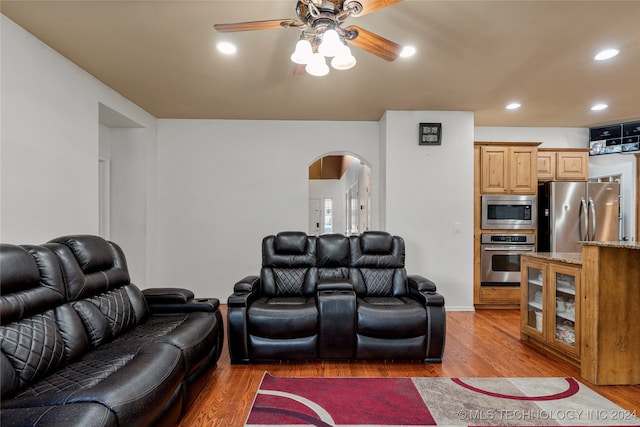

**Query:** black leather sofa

left=228, top=231, right=446, bottom=363
left=0, top=235, right=223, bottom=427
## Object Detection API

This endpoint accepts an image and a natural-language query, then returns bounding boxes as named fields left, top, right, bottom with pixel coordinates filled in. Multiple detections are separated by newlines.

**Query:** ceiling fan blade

left=345, top=0, right=403, bottom=16
left=345, top=25, right=402, bottom=62
left=214, top=19, right=298, bottom=32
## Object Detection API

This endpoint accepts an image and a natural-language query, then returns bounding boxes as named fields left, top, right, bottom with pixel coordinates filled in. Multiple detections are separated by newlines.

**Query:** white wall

left=155, top=119, right=379, bottom=300
left=1, top=15, right=99, bottom=242
left=474, top=126, right=588, bottom=148
left=382, top=111, right=476, bottom=310
left=1, top=16, right=157, bottom=284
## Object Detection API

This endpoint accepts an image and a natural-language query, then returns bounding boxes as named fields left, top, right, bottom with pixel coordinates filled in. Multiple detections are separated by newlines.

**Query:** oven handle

left=481, top=246, right=535, bottom=251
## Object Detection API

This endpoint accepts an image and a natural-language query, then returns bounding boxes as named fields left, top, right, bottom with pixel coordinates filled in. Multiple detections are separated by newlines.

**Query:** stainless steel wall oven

left=480, top=233, right=535, bottom=286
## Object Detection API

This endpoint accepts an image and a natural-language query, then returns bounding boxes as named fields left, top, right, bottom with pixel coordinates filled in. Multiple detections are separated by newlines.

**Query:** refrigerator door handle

left=579, top=197, right=588, bottom=241
left=589, top=197, right=597, bottom=241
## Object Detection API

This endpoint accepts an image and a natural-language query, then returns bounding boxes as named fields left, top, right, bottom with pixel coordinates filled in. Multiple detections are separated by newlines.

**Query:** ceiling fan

left=214, top=0, right=404, bottom=76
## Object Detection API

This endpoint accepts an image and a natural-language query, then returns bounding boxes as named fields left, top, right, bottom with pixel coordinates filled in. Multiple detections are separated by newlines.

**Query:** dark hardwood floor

left=179, top=307, right=640, bottom=426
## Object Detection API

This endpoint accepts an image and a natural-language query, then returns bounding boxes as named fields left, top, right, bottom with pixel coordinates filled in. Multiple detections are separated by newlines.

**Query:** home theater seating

left=0, top=235, right=223, bottom=427
left=228, top=231, right=446, bottom=363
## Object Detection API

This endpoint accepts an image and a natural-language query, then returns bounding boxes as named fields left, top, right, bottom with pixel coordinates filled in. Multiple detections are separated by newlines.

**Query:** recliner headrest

left=317, top=234, right=349, bottom=268
left=0, top=244, right=66, bottom=324
left=0, top=244, right=40, bottom=294
left=48, top=235, right=114, bottom=274
left=275, top=232, right=308, bottom=255
left=45, top=235, right=130, bottom=300
left=360, top=231, right=393, bottom=255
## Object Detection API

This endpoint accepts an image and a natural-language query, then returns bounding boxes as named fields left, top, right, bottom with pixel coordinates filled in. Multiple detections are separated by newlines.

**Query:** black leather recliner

left=0, top=235, right=223, bottom=427
left=350, top=232, right=445, bottom=361
left=227, top=231, right=446, bottom=363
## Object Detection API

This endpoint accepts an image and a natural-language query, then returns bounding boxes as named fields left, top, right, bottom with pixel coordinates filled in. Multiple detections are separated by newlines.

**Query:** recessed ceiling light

left=591, top=103, right=608, bottom=111
left=399, top=46, right=416, bottom=58
left=217, top=42, right=237, bottom=55
left=505, top=103, right=521, bottom=110
left=594, top=49, right=620, bottom=61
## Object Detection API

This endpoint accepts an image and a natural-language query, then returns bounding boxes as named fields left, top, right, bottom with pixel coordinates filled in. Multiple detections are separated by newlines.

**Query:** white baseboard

left=444, top=306, right=476, bottom=311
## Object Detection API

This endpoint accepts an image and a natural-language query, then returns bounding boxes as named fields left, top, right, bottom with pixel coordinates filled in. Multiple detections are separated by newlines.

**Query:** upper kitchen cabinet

left=538, top=148, right=589, bottom=182
left=478, top=142, right=540, bottom=194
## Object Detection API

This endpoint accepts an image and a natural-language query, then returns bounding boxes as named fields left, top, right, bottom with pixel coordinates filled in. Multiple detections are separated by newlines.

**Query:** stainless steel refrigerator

left=538, top=181, right=620, bottom=252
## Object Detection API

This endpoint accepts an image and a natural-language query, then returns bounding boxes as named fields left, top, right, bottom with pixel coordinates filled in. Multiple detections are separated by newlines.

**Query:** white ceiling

left=2, top=0, right=639, bottom=127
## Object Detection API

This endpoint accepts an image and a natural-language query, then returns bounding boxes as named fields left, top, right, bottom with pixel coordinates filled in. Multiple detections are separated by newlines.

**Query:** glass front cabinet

left=549, top=264, right=580, bottom=355
left=522, top=258, right=547, bottom=337
left=520, top=256, right=581, bottom=362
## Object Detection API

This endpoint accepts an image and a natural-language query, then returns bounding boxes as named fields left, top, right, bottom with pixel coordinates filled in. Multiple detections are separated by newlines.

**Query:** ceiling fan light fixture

left=216, top=41, right=237, bottom=55
left=594, top=49, right=620, bottom=61
left=399, top=46, right=416, bottom=58
left=318, top=29, right=343, bottom=57
left=291, top=39, right=314, bottom=64
left=306, top=52, right=330, bottom=76
left=331, top=45, right=356, bottom=70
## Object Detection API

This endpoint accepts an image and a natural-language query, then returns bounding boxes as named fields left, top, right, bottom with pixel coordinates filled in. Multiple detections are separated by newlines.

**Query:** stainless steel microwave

left=481, top=195, right=537, bottom=230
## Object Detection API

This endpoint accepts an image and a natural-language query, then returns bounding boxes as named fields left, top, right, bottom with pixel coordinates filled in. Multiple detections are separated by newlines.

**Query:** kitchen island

left=521, top=241, right=640, bottom=385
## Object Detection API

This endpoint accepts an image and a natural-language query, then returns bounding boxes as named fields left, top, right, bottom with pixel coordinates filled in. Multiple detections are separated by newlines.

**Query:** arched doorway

left=308, top=153, right=371, bottom=235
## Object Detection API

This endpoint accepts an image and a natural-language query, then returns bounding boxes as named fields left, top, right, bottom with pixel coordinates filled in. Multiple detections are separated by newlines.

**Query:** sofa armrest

left=143, top=288, right=220, bottom=313
left=143, top=288, right=194, bottom=304
left=317, top=279, right=353, bottom=291
left=228, top=276, right=261, bottom=308
left=408, top=283, right=446, bottom=363
left=233, top=275, right=260, bottom=293
left=408, top=275, right=437, bottom=293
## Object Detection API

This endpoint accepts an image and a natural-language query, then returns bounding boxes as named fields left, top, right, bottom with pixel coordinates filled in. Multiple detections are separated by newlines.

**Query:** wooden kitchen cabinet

left=537, top=148, right=589, bottom=181
left=537, top=150, right=555, bottom=181
left=480, top=143, right=538, bottom=194
left=521, top=243, right=640, bottom=385
left=521, top=255, right=581, bottom=364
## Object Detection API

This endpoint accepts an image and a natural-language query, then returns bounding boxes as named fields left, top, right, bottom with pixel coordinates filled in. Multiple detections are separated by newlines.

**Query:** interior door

left=309, top=199, right=321, bottom=235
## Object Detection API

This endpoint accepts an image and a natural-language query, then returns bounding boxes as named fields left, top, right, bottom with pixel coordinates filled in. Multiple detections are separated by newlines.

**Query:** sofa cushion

left=360, top=231, right=394, bottom=254
left=357, top=296, right=427, bottom=338
left=0, top=403, right=117, bottom=427
left=248, top=297, right=318, bottom=339
left=1, top=245, right=66, bottom=324
left=274, top=231, right=308, bottom=255
left=0, top=245, right=76, bottom=398
left=3, top=342, right=185, bottom=427
left=350, top=233, right=405, bottom=269
left=45, top=236, right=132, bottom=302
left=317, top=234, right=350, bottom=281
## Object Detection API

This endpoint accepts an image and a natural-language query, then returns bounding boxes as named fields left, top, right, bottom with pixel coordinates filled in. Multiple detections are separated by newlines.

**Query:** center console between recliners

left=228, top=231, right=446, bottom=363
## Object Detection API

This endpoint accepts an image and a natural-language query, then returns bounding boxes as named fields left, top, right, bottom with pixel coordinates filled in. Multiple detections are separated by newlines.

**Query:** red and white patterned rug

left=245, top=373, right=639, bottom=426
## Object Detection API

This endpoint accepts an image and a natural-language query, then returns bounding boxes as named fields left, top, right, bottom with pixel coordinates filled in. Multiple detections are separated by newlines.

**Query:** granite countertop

left=579, top=241, right=640, bottom=250
left=522, top=252, right=583, bottom=265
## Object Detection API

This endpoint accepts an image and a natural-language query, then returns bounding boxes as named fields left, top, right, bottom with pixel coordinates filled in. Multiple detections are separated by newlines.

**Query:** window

left=323, top=198, right=333, bottom=233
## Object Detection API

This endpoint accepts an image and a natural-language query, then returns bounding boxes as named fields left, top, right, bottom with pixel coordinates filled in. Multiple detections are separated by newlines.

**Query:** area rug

left=245, top=373, right=639, bottom=426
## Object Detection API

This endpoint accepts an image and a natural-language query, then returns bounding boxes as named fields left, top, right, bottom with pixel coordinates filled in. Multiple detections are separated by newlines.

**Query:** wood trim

left=636, top=154, right=640, bottom=242
left=538, top=147, right=590, bottom=152
left=475, top=141, right=541, bottom=147
left=473, top=146, right=481, bottom=305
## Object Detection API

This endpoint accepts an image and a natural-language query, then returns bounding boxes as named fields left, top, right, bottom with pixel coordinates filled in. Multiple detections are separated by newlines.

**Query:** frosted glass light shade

left=331, top=45, right=356, bottom=70
left=318, top=29, right=342, bottom=57
left=305, top=52, right=329, bottom=76
left=290, top=39, right=313, bottom=64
